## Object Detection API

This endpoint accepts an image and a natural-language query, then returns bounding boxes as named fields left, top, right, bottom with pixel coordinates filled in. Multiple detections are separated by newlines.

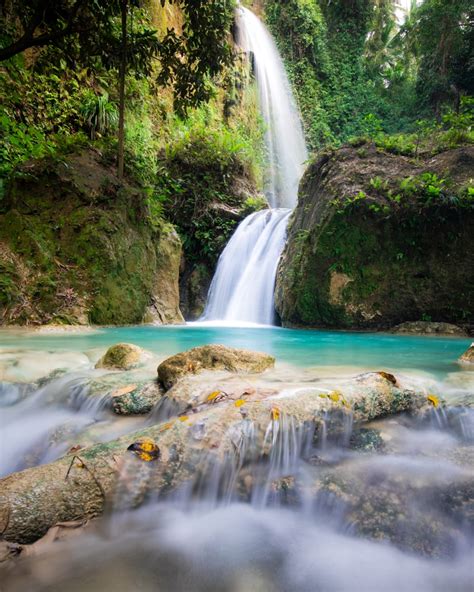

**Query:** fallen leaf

left=378, top=372, right=397, bottom=385
left=427, top=394, right=440, bottom=407
left=328, top=390, right=342, bottom=403
left=127, top=437, right=160, bottom=462
left=111, top=384, right=137, bottom=398
left=159, top=421, right=174, bottom=432
left=234, top=399, right=245, bottom=408
left=207, top=390, right=221, bottom=402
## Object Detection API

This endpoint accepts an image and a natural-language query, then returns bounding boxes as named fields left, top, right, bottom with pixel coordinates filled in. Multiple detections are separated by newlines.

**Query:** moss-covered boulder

left=0, top=150, right=183, bottom=326
left=95, top=343, right=146, bottom=371
left=157, top=344, right=275, bottom=390
left=275, top=144, right=474, bottom=330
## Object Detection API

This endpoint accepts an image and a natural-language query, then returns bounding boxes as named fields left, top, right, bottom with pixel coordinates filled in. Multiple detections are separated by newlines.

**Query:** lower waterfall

left=201, top=7, right=307, bottom=325
left=202, top=208, right=290, bottom=325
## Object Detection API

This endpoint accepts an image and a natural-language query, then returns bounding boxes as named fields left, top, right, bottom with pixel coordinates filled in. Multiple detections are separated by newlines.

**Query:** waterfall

left=202, top=7, right=308, bottom=325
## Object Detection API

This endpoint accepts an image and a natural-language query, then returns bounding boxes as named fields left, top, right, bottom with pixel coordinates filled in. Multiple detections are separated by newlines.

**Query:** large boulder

left=157, top=344, right=275, bottom=390
left=275, top=145, right=474, bottom=329
left=0, top=150, right=183, bottom=326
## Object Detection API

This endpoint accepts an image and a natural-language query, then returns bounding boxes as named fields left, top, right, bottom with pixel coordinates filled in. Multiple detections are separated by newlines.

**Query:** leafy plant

left=80, top=91, right=118, bottom=140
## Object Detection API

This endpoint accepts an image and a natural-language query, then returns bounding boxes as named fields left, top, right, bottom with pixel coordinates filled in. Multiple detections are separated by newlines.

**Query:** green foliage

left=157, top=0, right=236, bottom=114
left=80, top=91, right=118, bottom=139
left=406, top=0, right=473, bottom=112
left=158, top=92, right=264, bottom=267
left=266, top=0, right=473, bottom=150
left=399, top=172, right=450, bottom=205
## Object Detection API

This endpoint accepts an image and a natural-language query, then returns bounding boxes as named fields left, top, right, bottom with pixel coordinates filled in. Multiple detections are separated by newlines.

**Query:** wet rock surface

left=275, top=145, right=474, bottom=330
left=157, top=344, right=275, bottom=389
left=110, top=381, right=163, bottom=415
left=391, top=321, right=468, bottom=336
left=459, top=343, right=474, bottom=364
left=0, top=368, right=426, bottom=543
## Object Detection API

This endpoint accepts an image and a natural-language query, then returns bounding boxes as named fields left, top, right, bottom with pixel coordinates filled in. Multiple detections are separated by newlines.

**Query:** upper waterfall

left=237, top=6, right=308, bottom=208
left=201, top=7, right=307, bottom=325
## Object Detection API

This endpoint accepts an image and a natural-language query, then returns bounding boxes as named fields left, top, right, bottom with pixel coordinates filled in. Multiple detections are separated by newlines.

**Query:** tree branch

left=0, top=0, right=86, bottom=62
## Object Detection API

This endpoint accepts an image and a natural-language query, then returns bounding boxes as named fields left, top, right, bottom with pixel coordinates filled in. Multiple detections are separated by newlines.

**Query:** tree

left=0, top=0, right=236, bottom=175
left=407, top=0, right=473, bottom=115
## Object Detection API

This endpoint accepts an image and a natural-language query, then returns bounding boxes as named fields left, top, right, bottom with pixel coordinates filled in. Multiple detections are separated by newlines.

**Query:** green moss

left=0, top=152, right=182, bottom=325
left=278, top=148, right=474, bottom=328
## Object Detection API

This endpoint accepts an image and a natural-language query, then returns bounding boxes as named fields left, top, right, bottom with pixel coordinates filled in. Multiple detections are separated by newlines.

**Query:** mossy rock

left=276, top=145, right=474, bottom=329
left=392, top=321, right=468, bottom=336
left=0, top=151, right=183, bottom=326
left=95, top=343, right=145, bottom=370
left=109, top=381, right=163, bottom=414
left=459, top=343, right=474, bottom=364
left=157, top=344, right=275, bottom=390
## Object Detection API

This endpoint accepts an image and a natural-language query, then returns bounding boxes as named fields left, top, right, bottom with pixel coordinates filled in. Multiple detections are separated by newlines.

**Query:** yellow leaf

left=427, top=394, right=439, bottom=407
left=127, top=437, right=160, bottom=462
left=328, top=390, right=342, bottom=403
left=319, top=393, right=328, bottom=399
left=234, top=399, right=245, bottom=408
left=178, top=415, right=189, bottom=422
left=207, top=390, right=221, bottom=402
left=271, top=407, right=280, bottom=421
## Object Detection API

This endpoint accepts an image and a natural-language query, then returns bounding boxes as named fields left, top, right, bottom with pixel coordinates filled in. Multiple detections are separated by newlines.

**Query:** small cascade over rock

left=202, top=7, right=307, bottom=325
left=203, top=208, right=291, bottom=324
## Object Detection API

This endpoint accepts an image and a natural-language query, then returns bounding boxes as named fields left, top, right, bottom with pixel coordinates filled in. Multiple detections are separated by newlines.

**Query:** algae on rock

left=0, top=151, right=183, bottom=326
left=275, top=145, right=474, bottom=330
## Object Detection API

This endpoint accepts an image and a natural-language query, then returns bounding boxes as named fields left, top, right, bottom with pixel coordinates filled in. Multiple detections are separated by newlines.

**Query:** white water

left=237, top=6, right=308, bottom=207
left=202, top=7, right=307, bottom=324
left=203, top=208, right=291, bottom=324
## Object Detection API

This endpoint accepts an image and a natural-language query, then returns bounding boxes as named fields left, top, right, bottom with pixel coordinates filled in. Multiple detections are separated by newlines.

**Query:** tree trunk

left=117, top=0, right=128, bottom=180
left=0, top=375, right=426, bottom=543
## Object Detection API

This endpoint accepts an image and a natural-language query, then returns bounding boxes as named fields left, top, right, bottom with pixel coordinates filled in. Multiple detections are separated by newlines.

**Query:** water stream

left=202, top=7, right=307, bottom=325
left=1, top=326, right=473, bottom=590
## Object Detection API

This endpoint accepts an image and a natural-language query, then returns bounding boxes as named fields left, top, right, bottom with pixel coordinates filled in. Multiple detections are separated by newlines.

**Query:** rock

left=95, top=343, right=146, bottom=371
left=0, top=150, right=184, bottom=326
left=142, top=225, right=184, bottom=325
left=275, top=145, right=474, bottom=329
left=392, top=321, right=468, bottom=336
left=152, top=372, right=276, bottom=418
left=459, top=343, right=474, bottom=364
left=313, top=456, right=473, bottom=558
left=110, top=381, right=162, bottom=415
left=0, top=374, right=425, bottom=543
left=179, top=264, right=212, bottom=321
left=349, top=427, right=386, bottom=452
left=157, top=345, right=275, bottom=390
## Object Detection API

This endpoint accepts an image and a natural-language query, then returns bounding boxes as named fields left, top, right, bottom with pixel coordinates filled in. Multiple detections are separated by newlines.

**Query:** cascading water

left=202, top=6, right=308, bottom=325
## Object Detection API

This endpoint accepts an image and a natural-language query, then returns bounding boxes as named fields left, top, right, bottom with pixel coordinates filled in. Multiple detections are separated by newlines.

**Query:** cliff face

left=0, top=150, right=183, bottom=325
left=275, top=144, right=474, bottom=330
